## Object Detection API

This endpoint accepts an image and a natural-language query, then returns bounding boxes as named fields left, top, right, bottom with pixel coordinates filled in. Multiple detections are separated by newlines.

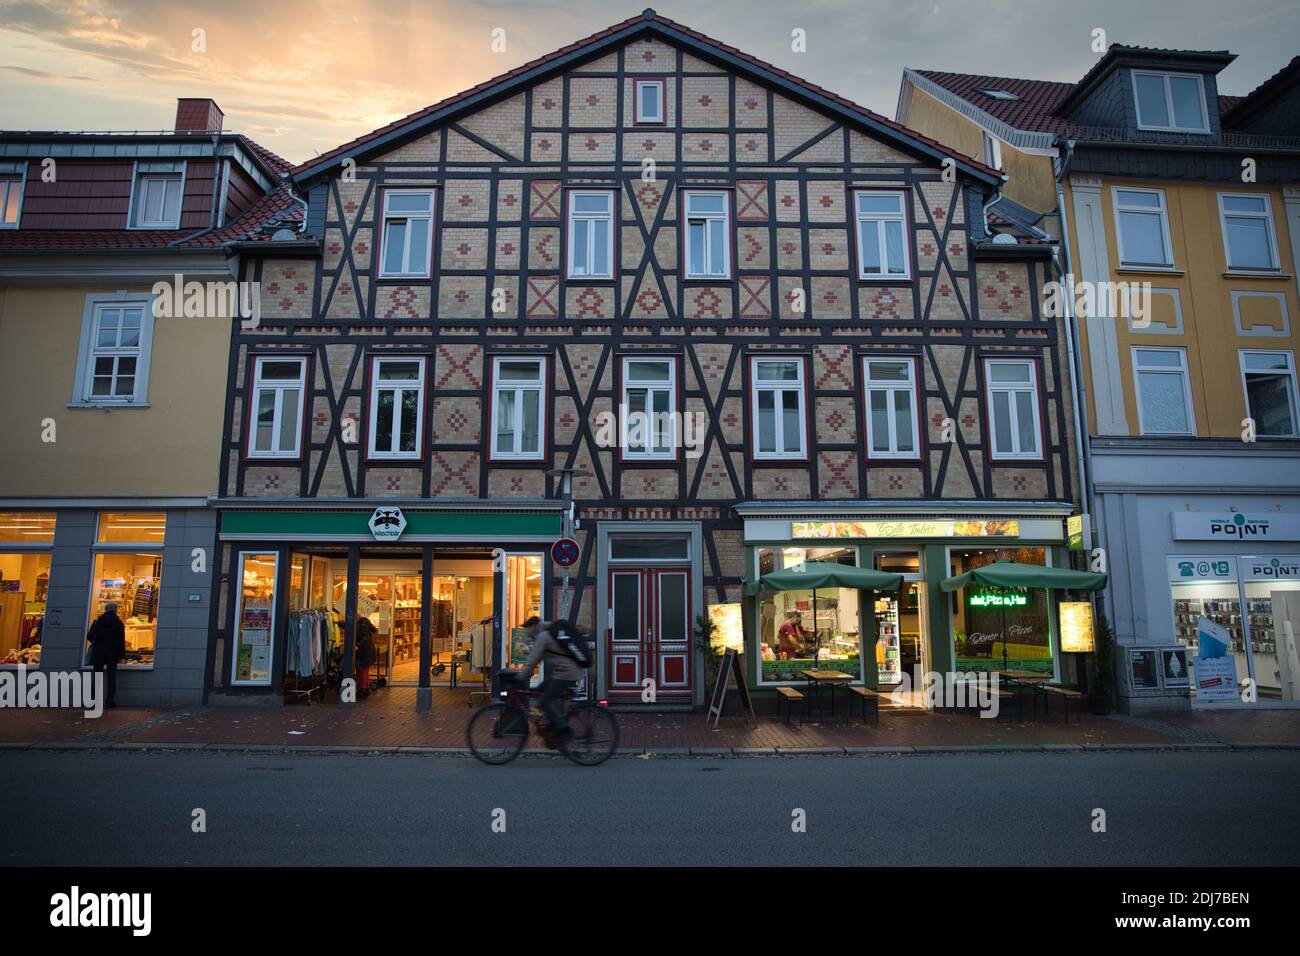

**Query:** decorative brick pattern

left=431, top=395, right=481, bottom=444
left=443, top=181, right=490, bottom=222
left=433, top=344, right=483, bottom=390
left=752, top=468, right=810, bottom=499
left=529, top=180, right=562, bottom=221
left=817, top=451, right=859, bottom=498
left=441, top=227, right=489, bottom=270
left=376, top=285, right=428, bottom=320
left=815, top=396, right=857, bottom=443
left=437, top=276, right=486, bottom=318
left=684, top=286, right=731, bottom=320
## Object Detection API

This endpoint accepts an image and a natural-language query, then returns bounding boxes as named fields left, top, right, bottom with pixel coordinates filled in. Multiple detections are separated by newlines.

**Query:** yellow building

left=899, top=48, right=1300, bottom=712
left=0, top=99, right=294, bottom=704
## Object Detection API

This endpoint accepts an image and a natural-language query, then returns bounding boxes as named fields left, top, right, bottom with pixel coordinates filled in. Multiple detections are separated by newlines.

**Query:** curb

left=3, top=740, right=1297, bottom=756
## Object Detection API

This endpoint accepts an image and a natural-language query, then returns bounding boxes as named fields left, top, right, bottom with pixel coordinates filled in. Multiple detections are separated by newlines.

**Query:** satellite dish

left=990, top=233, right=1018, bottom=245
left=272, top=228, right=298, bottom=241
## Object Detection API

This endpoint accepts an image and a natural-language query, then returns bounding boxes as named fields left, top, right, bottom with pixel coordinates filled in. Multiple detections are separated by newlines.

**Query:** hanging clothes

left=470, top=618, right=494, bottom=670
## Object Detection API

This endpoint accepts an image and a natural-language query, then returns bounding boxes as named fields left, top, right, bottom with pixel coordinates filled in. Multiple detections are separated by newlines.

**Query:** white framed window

left=491, top=356, right=546, bottom=460
left=634, top=78, right=666, bottom=124
left=751, top=357, right=807, bottom=459
left=0, top=166, right=24, bottom=228
left=981, top=131, right=1003, bottom=170
left=1240, top=350, right=1299, bottom=438
left=621, top=357, right=676, bottom=460
left=984, top=359, right=1043, bottom=459
left=1132, top=70, right=1209, bottom=133
left=379, top=188, right=435, bottom=278
left=854, top=190, right=911, bottom=279
left=864, top=357, right=920, bottom=459
left=248, top=356, right=308, bottom=458
left=71, top=293, right=156, bottom=406
left=1132, top=347, right=1195, bottom=436
left=367, top=356, right=425, bottom=459
left=1218, top=193, right=1280, bottom=272
left=129, top=162, right=185, bottom=229
left=682, top=190, right=731, bottom=279
left=1113, top=187, right=1174, bottom=269
left=567, top=190, right=615, bottom=280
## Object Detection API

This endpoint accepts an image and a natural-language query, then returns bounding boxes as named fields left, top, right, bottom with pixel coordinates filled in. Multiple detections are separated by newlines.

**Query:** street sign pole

left=546, top=467, right=590, bottom=624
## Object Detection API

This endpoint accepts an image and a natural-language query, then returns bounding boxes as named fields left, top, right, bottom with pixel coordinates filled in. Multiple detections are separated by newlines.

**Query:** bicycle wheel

left=466, top=702, right=528, bottom=765
left=563, top=703, right=619, bottom=766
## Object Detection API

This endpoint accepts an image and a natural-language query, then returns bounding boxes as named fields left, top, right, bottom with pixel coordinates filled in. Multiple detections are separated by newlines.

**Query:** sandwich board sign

left=707, top=647, right=757, bottom=728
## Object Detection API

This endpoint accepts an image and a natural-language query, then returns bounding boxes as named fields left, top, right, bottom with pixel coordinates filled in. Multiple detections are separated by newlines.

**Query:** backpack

left=548, top=621, right=592, bottom=669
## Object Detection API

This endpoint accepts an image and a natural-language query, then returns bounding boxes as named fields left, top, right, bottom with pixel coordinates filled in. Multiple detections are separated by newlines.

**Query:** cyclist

left=510, top=616, right=591, bottom=745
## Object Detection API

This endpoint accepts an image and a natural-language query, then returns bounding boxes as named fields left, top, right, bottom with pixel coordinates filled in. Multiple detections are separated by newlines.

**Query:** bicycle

left=466, top=676, right=619, bottom=766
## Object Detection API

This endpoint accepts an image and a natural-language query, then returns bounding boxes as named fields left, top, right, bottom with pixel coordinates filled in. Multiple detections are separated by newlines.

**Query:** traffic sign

left=551, top=537, right=580, bottom=567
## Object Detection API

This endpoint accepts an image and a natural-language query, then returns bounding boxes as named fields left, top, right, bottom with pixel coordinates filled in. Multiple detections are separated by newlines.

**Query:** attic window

left=975, top=88, right=1021, bottom=101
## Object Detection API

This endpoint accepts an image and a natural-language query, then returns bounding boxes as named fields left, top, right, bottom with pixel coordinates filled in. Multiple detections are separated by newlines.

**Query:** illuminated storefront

left=0, top=505, right=218, bottom=706
left=212, top=503, right=561, bottom=709
left=737, top=503, right=1073, bottom=701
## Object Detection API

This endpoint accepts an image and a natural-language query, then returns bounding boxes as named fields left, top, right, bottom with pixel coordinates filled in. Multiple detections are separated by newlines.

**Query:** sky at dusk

left=1, top=0, right=1297, bottom=165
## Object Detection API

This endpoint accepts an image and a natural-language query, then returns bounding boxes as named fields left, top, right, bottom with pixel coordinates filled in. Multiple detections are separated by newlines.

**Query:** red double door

left=607, top=568, right=692, bottom=702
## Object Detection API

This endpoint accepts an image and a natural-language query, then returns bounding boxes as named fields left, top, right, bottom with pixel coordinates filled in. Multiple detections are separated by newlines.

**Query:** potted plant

left=1089, top=612, right=1115, bottom=715
left=694, top=613, right=724, bottom=691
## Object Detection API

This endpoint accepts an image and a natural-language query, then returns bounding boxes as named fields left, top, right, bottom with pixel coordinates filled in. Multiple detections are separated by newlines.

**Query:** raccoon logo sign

left=368, top=508, right=407, bottom=541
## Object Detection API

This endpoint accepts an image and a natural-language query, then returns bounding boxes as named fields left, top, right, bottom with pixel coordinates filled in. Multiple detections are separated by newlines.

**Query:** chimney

left=175, top=98, right=224, bottom=133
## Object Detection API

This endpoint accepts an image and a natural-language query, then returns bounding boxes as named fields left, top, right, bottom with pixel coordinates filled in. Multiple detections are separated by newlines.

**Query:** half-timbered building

left=212, top=10, right=1082, bottom=710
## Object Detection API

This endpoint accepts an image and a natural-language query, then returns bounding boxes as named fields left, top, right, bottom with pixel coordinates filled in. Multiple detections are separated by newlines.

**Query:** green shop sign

left=221, top=510, right=562, bottom=540
left=968, top=590, right=1028, bottom=608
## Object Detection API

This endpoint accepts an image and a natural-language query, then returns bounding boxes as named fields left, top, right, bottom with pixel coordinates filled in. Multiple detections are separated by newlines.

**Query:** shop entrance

left=333, top=554, right=496, bottom=687
left=607, top=567, right=692, bottom=700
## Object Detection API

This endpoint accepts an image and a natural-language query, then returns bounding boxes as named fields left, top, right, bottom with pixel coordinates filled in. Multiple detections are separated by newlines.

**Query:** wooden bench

left=847, top=685, right=880, bottom=726
left=1043, top=685, right=1085, bottom=723
left=776, top=685, right=804, bottom=725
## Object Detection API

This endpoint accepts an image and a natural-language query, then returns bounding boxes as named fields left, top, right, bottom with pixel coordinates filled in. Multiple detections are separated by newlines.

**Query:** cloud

left=0, top=0, right=1296, bottom=164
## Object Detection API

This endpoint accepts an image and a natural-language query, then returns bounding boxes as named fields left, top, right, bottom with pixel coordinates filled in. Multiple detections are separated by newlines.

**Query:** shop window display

left=87, top=552, right=161, bottom=667
left=233, top=553, right=277, bottom=685
left=757, top=546, right=861, bottom=683
left=0, top=552, right=52, bottom=667
left=950, top=547, right=1053, bottom=674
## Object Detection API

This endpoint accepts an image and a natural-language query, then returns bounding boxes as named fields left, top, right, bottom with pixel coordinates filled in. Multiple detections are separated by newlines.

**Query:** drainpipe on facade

left=1054, top=141, right=1111, bottom=694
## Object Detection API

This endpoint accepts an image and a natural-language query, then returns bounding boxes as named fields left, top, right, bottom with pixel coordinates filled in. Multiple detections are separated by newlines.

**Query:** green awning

left=939, top=559, right=1108, bottom=592
left=746, top=560, right=904, bottom=596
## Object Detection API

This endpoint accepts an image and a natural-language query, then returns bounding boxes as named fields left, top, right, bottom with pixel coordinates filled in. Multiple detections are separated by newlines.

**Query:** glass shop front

left=744, top=513, right=1069, bottom=698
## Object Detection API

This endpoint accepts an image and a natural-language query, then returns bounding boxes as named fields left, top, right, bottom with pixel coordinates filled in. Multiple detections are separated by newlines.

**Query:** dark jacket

left=87, top=611, right=126, bottom=666
left=355, top=617, right=378, bottom=668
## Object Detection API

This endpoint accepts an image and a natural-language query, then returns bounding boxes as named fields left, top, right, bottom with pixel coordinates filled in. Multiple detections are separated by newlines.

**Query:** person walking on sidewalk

left=86, top=602, right=126, bottom=708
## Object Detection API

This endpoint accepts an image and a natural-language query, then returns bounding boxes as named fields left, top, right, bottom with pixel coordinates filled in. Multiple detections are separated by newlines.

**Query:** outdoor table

left=996, top=670, right=1051, bottom=717
left=801, top=669, right=854, bottom=722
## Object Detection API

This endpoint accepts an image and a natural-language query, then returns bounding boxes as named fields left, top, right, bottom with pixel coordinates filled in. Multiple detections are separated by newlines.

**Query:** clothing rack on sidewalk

left=284, top=608, right=334, bottom=703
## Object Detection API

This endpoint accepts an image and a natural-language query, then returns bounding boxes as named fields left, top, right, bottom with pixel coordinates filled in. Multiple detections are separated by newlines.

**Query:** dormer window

left=1133, top=71, right=1209, bottom=133
left=129, top=162, right=185, bottom=229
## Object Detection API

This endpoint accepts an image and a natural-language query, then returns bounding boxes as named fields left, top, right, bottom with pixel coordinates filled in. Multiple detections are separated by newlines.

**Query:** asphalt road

left=3, top=749, right=1297, bottom=866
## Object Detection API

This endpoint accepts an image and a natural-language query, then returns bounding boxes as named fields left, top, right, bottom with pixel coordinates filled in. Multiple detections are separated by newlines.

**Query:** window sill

left=857, top=275, right=913, bottom=284
left=376, top=275, right=432, bottom=283
left=682, top=275, right=732, bottom=283
left=67, top=401, right=150, bottom=410
left=1224, top=271, right=1292, bottom=280
left=1116, top=266, right=1183, bottom=276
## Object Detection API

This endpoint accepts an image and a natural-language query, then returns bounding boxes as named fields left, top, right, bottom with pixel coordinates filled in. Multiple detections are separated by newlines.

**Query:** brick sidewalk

left=4, top=686, right=1298, bottom=753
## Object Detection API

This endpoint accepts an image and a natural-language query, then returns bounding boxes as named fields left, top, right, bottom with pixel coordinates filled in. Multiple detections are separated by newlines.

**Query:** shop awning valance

left=746, top=561, right=903, bottom=596
left=939, top=559, right=1108, bottom=593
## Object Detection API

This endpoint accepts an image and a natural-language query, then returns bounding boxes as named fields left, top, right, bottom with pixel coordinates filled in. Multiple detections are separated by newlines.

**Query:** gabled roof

left=1222, top=55, right=1300, bottom=126
left=291, top=8, right=1002, bottom=185
left=914, top=70, right=1076, bottom=135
